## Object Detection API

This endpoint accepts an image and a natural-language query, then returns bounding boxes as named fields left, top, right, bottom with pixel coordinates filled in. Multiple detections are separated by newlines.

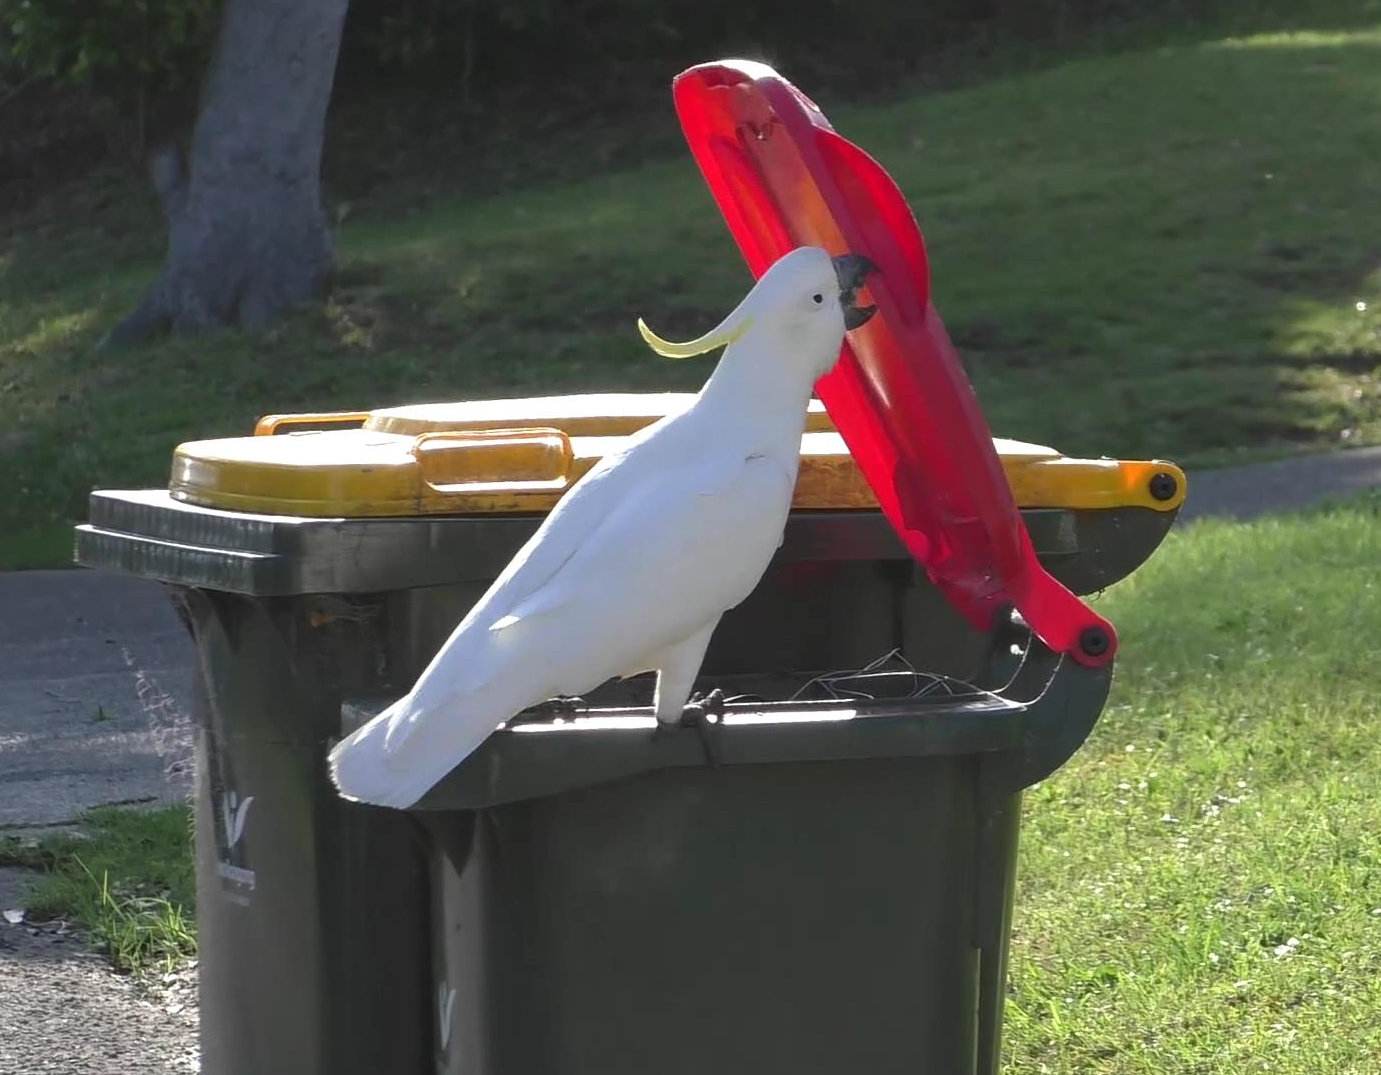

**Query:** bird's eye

left=811, top=293, right=823, bottom=304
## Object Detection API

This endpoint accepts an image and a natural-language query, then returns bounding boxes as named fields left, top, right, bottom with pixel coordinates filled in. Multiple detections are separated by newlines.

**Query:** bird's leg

left=684, top=687, right=728, bottom=766
left=653, top=622, right=718, bottom=724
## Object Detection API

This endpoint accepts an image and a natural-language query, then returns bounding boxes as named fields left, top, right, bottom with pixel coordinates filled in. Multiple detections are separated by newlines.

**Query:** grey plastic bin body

left=76, top=489, right=1172, bottom=1075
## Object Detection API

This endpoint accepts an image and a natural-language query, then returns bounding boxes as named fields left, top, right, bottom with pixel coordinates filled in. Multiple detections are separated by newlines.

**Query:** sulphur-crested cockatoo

left=329, top=246, right=877, bottom=807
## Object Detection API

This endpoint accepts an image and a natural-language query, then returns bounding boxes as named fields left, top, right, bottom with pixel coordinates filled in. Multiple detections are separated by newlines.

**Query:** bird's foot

left=682, top=687, right=727, bottom=724
left=519, top=695, right=587, bottom=722
left=680, top=688, right=727, bottom=766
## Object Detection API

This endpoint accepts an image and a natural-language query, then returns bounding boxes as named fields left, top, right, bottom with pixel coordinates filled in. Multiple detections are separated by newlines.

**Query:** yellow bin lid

left=169, top=394, right=1186, bottom=518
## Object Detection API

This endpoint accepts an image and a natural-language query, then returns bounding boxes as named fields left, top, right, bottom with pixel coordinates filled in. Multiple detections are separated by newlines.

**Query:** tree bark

left=107, top=0, right=350, bottom=345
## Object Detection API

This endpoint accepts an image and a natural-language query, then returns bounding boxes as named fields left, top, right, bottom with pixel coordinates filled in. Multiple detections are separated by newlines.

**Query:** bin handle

left=254, top=411, right=371, bottom=436
left=412, top=428, right=575, bottom=496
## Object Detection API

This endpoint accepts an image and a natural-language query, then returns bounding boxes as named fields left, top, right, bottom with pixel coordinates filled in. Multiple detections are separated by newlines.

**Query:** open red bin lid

left=673, top=59, right=1116, bottom=666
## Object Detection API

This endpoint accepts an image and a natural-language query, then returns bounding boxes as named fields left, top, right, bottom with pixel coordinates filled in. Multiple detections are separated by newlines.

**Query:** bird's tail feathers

left=328, top=681, right=529, bottom=809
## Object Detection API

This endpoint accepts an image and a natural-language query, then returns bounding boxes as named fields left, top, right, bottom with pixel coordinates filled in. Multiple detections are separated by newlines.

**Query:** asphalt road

left=1174, top=445, right=1381, bottom=523
left=0, top=571, right=195, bottom=831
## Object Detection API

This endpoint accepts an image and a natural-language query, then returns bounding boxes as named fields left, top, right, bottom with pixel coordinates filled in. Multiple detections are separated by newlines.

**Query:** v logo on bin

left=438, top=982, right=457, bottom=1052
left=221, top=790, right=255, bottom=850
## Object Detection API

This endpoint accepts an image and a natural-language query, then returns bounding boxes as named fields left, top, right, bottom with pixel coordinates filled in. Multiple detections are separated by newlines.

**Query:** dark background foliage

left=0, top=0, right=1219, bottom=203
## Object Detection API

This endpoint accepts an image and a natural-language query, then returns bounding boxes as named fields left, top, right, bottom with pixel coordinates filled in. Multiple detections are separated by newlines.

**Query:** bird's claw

left=519, top=695, right=586, bottom=722
left=683, top=687, right=727, bottom=723
left=680, top=688, right=727, bottom=766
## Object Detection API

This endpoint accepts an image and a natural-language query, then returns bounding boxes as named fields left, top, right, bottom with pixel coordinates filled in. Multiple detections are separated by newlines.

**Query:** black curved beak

left=832, top=253, right=879, bottom=330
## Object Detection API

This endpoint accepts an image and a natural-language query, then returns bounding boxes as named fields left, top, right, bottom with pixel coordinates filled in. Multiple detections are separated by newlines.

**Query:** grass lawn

left=1008, top=494, right=1381, bottom=1072
left=0, top=806, right=195, bottom=974
left=3, top=494, right=1377, bottom=1071
left=3, top=3, right=1380, bottom=568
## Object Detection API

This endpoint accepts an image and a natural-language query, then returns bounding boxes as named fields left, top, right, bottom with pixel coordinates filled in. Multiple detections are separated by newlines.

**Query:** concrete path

left=1175, top=445, right=1381, bottom=523
left=0, top=575, right=198, bottom=1073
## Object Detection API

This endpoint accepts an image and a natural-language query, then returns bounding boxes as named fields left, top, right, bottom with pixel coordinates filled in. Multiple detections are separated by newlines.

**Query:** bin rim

left=407, top=633, right=1111, bottom=810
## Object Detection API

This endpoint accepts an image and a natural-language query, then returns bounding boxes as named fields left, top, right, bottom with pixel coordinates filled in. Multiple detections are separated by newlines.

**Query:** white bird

left=329, top=246, right=877, bottom=808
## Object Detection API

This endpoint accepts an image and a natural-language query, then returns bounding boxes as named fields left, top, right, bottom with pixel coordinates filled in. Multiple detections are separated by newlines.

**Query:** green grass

left=1007, top=494, right=1381, bottom=1072
left=0, top=806, right=197, bottom=974
left=2, top=2, right=1380, bottom=569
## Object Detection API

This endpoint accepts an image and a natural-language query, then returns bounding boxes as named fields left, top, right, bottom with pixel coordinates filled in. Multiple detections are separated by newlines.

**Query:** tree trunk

left=107, top=0, right=350, bottom=345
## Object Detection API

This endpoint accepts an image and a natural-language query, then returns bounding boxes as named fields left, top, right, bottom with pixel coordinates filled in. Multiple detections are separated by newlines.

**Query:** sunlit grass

left=1210, top=27, right=1381, bottom=48
left=1282, top=292, right=1381, bottom=357
left=8, top=309, right=102, bottom=357
left=1007, top=494, right=1381, bottom=1073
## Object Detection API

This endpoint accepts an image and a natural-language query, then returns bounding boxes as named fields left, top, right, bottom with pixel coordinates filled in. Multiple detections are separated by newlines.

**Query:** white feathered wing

left=328, top=415, right=796, bottom=808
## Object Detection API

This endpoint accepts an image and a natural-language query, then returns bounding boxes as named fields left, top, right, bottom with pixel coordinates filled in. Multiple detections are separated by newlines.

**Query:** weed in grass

left=2, top=806, right=197, bottom=975
left=70, top=856, right=197, bottom=975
